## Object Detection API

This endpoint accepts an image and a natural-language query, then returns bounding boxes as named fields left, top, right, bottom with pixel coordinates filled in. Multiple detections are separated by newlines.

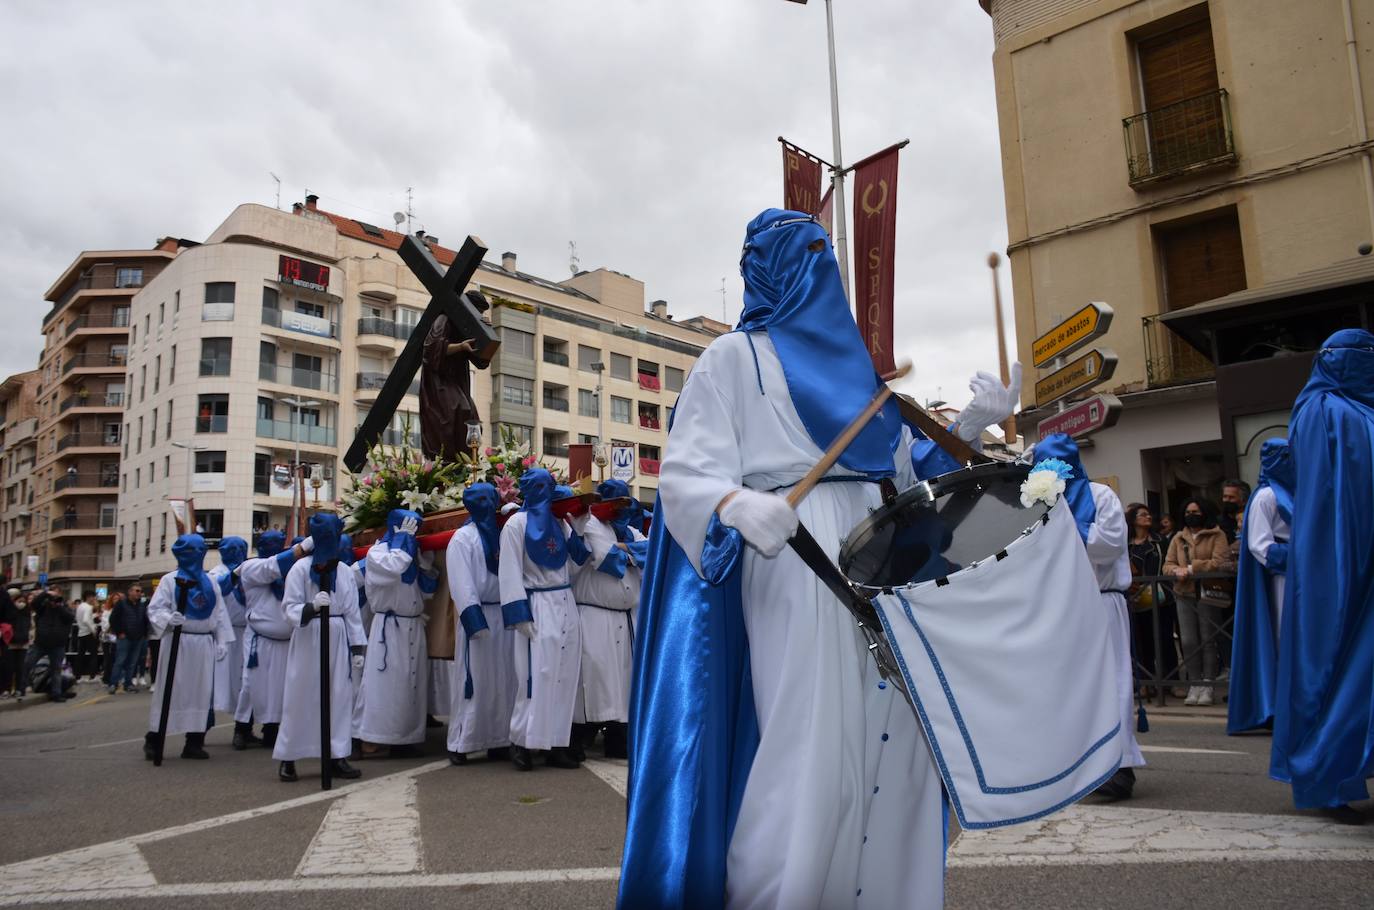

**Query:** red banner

left=782, top=142, right=823, bottom=215
left=851, top=144, right=901, bottom=374
left=817, top=184, right=834, bottom=239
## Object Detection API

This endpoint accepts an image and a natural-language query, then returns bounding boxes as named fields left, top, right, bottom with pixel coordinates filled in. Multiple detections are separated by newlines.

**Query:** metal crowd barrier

left=1126, top=570, right=1237, bottom=708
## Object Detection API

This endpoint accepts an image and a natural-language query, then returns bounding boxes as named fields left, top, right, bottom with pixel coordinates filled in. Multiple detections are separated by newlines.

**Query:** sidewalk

left=0, top=678, right=135, bottom=714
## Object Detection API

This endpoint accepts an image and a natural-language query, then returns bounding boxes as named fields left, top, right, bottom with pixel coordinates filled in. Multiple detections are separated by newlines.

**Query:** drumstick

left=786, top=362, right=912, bottom=510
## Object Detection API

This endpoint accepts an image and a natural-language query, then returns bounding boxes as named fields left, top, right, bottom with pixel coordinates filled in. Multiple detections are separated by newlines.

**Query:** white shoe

left=1196, top=688, right=1214, bottom=707
left=1184, top=686, right=1200, bottom=706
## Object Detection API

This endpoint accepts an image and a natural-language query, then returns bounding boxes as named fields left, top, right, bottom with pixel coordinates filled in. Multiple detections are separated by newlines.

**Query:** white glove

left=215, top=642, right=228, bottom=661
left=568, top=512, right=592, bottom=533
left=717, top=488, right=798, bottom=558
left=298, top=536, right=314, bottom=554
left=312, top=590, right=332, bottom=608
left=471, top=628, right=490, bottom=641
left=166, top=611, right=186, bottom=627
left=352, top=654, right=365, bottom=671
left=394, top=515, right=420, bottom=537
left=514, top=621, right=535, bottom=640
left=955, top=363, right=1022, bottom=442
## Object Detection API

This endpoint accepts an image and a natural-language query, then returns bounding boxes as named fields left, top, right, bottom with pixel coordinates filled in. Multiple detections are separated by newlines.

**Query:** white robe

left=234, top=554, right=295, bottom=725
left=446, top=523, right=517, bottom=754
left=349, top=562, right=366, bottom=739
left=1083, top=483, right=1145, bottom=771
left=571, top=516, right=643, bottom=724
left=146, top=571, right=234, bottom=736
left=359, top=542, right=431, bottom=745
left=272, top=560, right=366, bottom=762
left=499, top=512, right=582, bottom=751
left=209, top=564, right=246, bottom=714
left=661, top=331, right=945, bottom=910
left=1246, top=486, right=1290, bottom=636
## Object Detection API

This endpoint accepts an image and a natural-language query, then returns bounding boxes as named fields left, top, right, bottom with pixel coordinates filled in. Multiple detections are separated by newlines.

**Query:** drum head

left=840, top=463, right=1047, bottom=589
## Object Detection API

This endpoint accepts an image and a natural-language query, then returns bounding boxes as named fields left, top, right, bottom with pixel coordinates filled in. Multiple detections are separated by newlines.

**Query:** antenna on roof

left=569, top=241, right=580, bottom=276
left=269, top=172, right=282, bottom=210
left=405, top=187, right=414, bottom=234
left=720, top=277, right=727, bottom=323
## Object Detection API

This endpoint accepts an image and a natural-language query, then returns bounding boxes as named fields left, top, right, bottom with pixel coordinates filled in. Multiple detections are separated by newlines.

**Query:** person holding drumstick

left=620, top=209, right=1020, bottom=910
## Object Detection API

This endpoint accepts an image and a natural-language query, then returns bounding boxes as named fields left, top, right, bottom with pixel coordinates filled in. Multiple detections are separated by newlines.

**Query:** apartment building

left=0, top=370, right=41, bottom=584
left=114, top=198, right=716, bottom=582
left=29, top=244, right=184, bottom=597
left=980, top=0, right=1374, bottom=512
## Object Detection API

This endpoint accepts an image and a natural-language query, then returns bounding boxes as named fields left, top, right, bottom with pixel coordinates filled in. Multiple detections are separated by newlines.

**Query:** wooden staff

left=318, top=561, right=335, bottom=792
left=153, top=580, right=188, bottom=767
left=786, top=363, right=912, bottom=509
left=988, top=252, right=1018, bottom=443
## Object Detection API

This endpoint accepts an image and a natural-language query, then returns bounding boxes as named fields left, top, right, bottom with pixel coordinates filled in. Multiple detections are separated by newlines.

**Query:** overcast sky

left=0, top=0, right=1009, bottom=409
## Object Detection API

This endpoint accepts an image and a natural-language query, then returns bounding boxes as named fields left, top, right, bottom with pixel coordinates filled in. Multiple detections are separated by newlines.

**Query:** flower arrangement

left=339, top=418, right=469, bottom=531
left=461, top=425, right=568, bottom=504
left=1020, top=457, right=1072, bottom=509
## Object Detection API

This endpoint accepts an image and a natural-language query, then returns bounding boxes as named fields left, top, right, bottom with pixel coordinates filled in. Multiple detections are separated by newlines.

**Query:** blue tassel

left=1137, top=702, right=1150, bottom=734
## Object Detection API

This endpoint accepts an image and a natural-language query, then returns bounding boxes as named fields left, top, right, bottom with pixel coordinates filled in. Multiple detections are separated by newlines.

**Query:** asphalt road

left=1, top=684, right=1370, bottom=908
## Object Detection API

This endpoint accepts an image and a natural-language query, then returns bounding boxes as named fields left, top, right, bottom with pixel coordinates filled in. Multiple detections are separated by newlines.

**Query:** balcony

left=637, top=373, right=661, bottom=392
left=1142, top=314, right=1216, bottom=388
left=262, top=306, right=339, bottom=341
left=356, top=372, right=419, bottom=396
left=62, top=351, right=128, bottom=373
left=544, top=444, right=570, bottom=458
left=356, top=426, right=422, bottom=448
left=543, top=395, right=570, bottom=412
left=639, top=457, right=661, bottom=476
left=60, top=390, right=124, bottom=411
left=56, top=431, right=120, bottom=450
left=50, top=513, right=118, bottom=532
left=1124, top=89, right=1236, bottom=187
left=54, top=472, right=120, bottom=492
left=543, top=350, right=570, bottom=367
left=65, top=312, right=131, bottom=336
left=48, top=553, right=115, bottom=574
left=257, top=418, right=338, bottom=447
left=258, top=362, right=340, bottom=394
left=195, top=415, right=229, bottom=433
left=51, top=271, right=146, bottom=312
left=357, top=316, right=399, bottom=338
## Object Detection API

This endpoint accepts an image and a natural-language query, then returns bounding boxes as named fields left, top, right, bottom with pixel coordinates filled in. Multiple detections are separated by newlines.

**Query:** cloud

left=0, top=0, right=1012, bottom=408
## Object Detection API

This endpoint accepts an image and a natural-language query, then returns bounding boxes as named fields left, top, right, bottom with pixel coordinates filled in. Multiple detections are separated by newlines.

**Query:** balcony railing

left=543, top=396, right=570, bottom=412
left=56, top=431, right=120, bottom=450
left=543, top=350, right=570, bottom=367
left=257, top=418, right=337, bottom=447
left=65, top=311, right=131, bottom=335
left=262, top=306, right=339, bottom=340
left=62, top=390, right=123, bottom=410
left=195, top=415, right=229, bottom=433
left=1124, top=89, right=1236, bottom=187
left=1142, top=314, right=1216, bottom=388
left=62, top=351, right=128, bottom=373
left=258, top=362, right=339, bottom=393
left=356, top=372, right=419, bottom=395
left=544, top=444, right=570, bottom=458
left=48, top=553, right=116, bottom=574
left=54, top=472, right=120, bottom=491
left=639, top=457, right=661, bottom=476
left=51, top=271, right=146, bottom=312
left=50, top=513, right=118, bottom=532
left=357, top=316, right=399, bottom=338
left=356, top=426, right=422, bottom=448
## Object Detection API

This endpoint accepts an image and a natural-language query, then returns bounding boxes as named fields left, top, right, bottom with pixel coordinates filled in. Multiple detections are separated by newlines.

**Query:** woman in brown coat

left=1164, top=498, right=1236, bottom=706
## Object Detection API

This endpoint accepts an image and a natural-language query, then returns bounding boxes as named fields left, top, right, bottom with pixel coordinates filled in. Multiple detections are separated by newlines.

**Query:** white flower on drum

left=1020, top=457, right=1073, bottom=508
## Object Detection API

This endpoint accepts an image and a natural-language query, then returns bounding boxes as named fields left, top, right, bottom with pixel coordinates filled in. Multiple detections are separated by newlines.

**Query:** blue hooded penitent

left=519, top=469, right=566, bottom=570
left=171, top=533, right=218, bottom=621
left=217, top=536, right=248, bottom=605
left=308, top=513, right=344, bottom=593
left=1034, top=433, right=1096, bottom=543
left=380, top=508, right=423, bottom=585
left=256, top=530, right=285, bottom=559
left=596, top=478, right=651, bottom=572
left=1272, top=329, right=1374, bottom=809
left=737, top=209, right=902, bottom=477
left=463, top=483, right=501, bottom=576
left=1228, top=439, right=1294, bottom=735
left=337, top=533, right=356, bottom=567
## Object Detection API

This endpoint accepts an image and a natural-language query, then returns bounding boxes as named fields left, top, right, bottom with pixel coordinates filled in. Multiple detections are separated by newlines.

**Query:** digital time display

left=278, top=255, right=331, bottom=292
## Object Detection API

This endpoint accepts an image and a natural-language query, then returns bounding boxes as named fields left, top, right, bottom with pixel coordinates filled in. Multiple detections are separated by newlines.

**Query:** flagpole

left=823, top=0, right=851, bottom=302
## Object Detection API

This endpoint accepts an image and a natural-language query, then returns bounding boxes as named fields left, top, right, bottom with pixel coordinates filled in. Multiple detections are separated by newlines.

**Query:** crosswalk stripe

left=3, top=841, right=156, bottom=898
left=583, top=758, right=628, bottom=798
left=296, top=775, right=422, bottom=876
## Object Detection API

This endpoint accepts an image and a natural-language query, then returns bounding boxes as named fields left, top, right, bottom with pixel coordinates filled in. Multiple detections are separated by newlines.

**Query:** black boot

left=486, top=746, right=511, bottom=762
left=448, top=750, right=468, bottom=766
left=1094, top=767, right=1135, bottom=800
left=260, top=723, right=279, bottom=749
left=181, top=732, right=209, bottom=760
left=331, top=758, right=362, bottom=780
left=279, top=761, right=298, bottom=782
left=546, top=746, right=581, bottom=769
left=569, top=724, right=590, bottom=764
left=232, top=721, right=252, bottom=751
left=425, top=714, right=443, bottom=729
left=143, top=731, right=158, bottom=762
left=603, top=722, right=628, bottom=760
left=510, top=745, right=534, bottom=772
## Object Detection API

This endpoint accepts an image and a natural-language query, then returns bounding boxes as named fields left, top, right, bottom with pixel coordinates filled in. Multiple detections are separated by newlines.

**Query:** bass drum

left=839, top=462, right=1048, bottom=591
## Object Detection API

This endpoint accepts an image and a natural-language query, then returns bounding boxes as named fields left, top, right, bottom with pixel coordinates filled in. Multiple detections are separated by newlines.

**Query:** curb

left=0, top=680, right=127, bottom=714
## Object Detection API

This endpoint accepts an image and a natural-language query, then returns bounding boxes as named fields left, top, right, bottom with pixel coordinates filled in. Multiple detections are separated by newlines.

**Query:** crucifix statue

left=343, top=234, right=501, bottom=473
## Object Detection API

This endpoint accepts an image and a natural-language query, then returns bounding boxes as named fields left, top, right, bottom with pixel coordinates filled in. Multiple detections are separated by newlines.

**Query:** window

left=578, top=389, right=600, bottom=417
left=638, top=402, right=662, bottom=430
left=160, top=514, right=167, bottom=552
left=665, top=365, right=684, bottom=392
left=294, top=300, right=324, bottom=319
left=257, top=396, right=274, bottom=421
left=1151, top=207, right=1245, bottom=383
left=262, top=286, right=279, bottom=311
left=134, top=467, right=140, bottom=488
left=394, top=307, right=420, bottom=338
left=196, top=394, right=229, bottom=433
left=578, top=433, right=597, bottom=445
left=297, top=407, right=321, bottom=426
left=291, top=352, right=323, bottom=389
left=169, top=345, right=176, bottom=383
left=610, top=353, right=632, bottom=380
left=115, top=267, right=143, bottom=288
left=542, top=429, right=569, bottom=458
left=205, top=282, right=236, bottom=304
left=150, top=408, right=157, bottom=446
left=123, top=422, right=129, bottom=458
left=140, top=365, right=148, bottom=402
left=611, top=395, right=631, bottom=424
left=259, top=341, right=277, bottom=381
left=499, top=424, right=533, bottom=447
left=103, top=421, right=120, bottom=446
left=165, top=402, right=172, bottom=437
left=113, top=305, right=130, bottom=327
left=154, top=355, right=161, bottom=391
left=501, top=375, right=534, bottom=406
left=578, top=344, right=601, bottom=372
left=543, top=338, right=569, bottom=366
left=173, top=290, right=180, bottom=322
left=200, top=338, right=232, bottom=376
left=197, top=509, right=224, bottom=541
left=136, top=416, right=143, bottom=454
left=158, top=302, right=165, bottom=327
left=145, top=517, right=152, bottom=556
left=143, top=314, right=150, bottom=341
left=254, top=453, right=271, bottom=495
left=640, top=443, right=662, bottom=462
left=98, top=503, right=117, bottom=529
left=195, top=450, right=227, bottom=473
left=164, top=454, right=170, bottom=477
left=501, top=327, right=535, bottom=359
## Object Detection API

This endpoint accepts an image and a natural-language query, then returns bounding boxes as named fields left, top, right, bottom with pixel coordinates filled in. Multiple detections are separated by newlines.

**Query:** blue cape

left=463, top=483, right=501, bottom=576
left=737, top=209, right=901, bottom=477
left=380, top=508, right=423, bottom=585
left=217, top=536, right=248, bottom=606
left=1034, top=434, right=1095, bottom=543
left=308, top=513, right=343, bottom=594
left=337, top=533, right=356, bottom=567
left=908, top=423, right=962, bottom=480
left=519, top=469, right=566, bottom=569
left=1227, top=439, right=1294, bottom=735
left=171, top=534, right=217, bottom=621
left=1272, top=329, right=1374, bottom=808
left=596, top=478, right=637, bottom=542
left=256, top=530, right=288, bottom=599
left=618, top=498, right=758, bottom=909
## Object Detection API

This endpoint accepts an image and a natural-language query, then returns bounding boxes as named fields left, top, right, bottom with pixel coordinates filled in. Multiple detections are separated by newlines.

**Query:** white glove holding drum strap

left=718, top=488, right=799, bottom=558
left=955, top=362, right=1023, bottom=443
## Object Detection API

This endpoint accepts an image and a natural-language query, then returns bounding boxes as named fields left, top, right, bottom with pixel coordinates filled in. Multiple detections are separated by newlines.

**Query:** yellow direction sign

left=1031, top=302, right=1114, bottom=368
left=1035, top=348, right=1117, bottom=406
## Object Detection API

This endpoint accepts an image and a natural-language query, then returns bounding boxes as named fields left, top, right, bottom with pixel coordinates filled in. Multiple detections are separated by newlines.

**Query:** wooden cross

left=343, top=234, right=501, bottom=472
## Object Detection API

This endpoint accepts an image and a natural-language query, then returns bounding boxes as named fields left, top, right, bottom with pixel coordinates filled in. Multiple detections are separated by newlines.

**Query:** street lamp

left=591, top=361, right=607, bottom=480
left=277, top=396, right=321, bottom=538
left=170, top=440, right=207, bottom=534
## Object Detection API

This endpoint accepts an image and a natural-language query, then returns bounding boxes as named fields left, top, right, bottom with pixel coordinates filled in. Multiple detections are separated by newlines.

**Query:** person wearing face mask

left=1219, top=480, right=1251, bottom=543
left=1163, top=498, right=1235, bottom=706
